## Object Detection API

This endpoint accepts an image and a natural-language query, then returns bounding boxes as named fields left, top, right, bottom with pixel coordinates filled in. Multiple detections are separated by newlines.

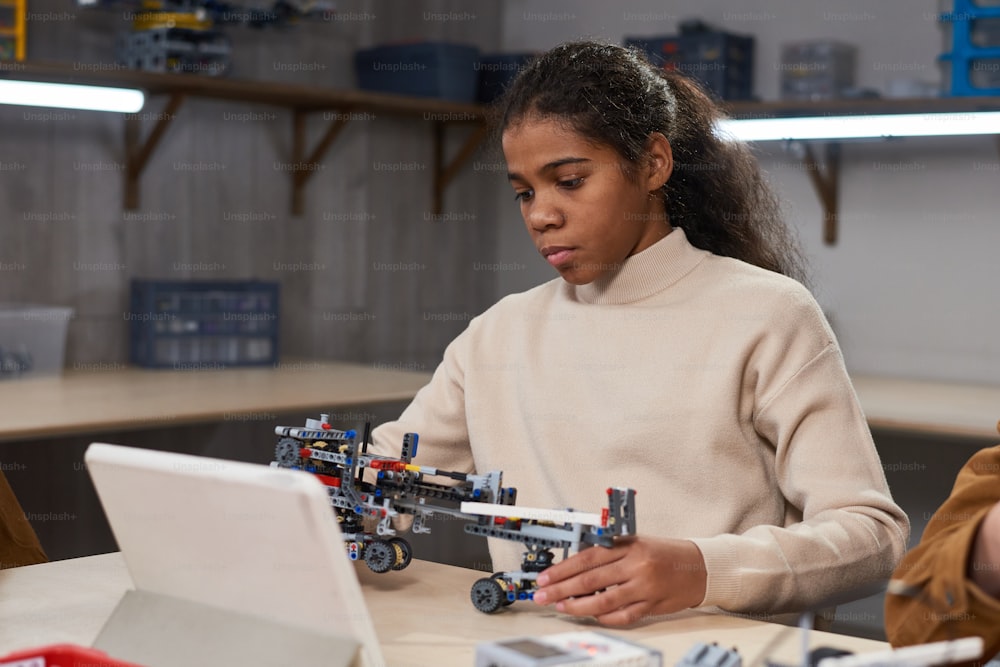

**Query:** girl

left=372, top=40, right=908, bottom=626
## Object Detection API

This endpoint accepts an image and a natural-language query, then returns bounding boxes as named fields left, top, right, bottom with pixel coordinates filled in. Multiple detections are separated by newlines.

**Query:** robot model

left=271, top=414, right=637, bottom=613
left=271, top=414, right=516, bottom=575
left=461, top=487, right=636, bottom=613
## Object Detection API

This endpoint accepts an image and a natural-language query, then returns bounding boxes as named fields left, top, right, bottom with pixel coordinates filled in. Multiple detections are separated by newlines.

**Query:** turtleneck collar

left=569, top=227, right=708, bottom=305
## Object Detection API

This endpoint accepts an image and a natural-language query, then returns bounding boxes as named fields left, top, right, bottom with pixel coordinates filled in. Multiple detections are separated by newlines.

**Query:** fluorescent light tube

left=717, top=111, right=1000, bottom=142
left=0, top=80, right=145, bottom=113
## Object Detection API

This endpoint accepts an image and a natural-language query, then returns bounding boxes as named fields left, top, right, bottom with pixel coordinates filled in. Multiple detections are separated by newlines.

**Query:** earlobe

left=645, top=132, right=673, bottom=191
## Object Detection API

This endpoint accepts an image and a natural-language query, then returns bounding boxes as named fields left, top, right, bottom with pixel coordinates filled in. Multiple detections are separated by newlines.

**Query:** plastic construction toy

left=677, top=642, right=741, bottom=667
left=271, top=414, right=637, bottom=614
left=460, top=488, right=636, bottom=613
left=272, top=414, right=517, bottom=575
left=81, top=0, right=335, bottom=76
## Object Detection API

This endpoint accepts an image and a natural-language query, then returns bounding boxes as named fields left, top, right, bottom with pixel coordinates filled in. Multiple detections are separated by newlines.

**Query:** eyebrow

left=506, top=157, right=591, bottom=182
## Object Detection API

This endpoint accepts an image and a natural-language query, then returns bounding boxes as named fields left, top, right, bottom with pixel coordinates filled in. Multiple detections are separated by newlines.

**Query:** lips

left=540, top=246, right=575, bottom=267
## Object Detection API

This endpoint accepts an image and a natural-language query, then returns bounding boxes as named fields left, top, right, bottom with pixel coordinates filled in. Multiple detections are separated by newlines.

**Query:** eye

left=558, top=177, right=583, bottom=189
left=513, top=189, right=534, bottom=202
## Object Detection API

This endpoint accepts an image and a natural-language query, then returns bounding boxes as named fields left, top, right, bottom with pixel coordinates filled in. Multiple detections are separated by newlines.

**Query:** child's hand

left=531, top=536, right=707, bottom=626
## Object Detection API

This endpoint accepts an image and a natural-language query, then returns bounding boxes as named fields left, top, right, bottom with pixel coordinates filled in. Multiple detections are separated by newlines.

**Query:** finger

left=592, top=599, right=654, bottom=627
left=553, top=582, right=636, bottom=619
left=534, top=558, right=628, bottom=606
left=537, top=544, right=627, bottom=587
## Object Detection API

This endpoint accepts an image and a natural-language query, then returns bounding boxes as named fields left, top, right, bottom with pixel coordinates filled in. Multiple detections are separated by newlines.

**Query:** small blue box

left=354, top=42, right=480, bottom=103
left=939, top=0, right=1000, bottom=95
left=476, top=53, right=535, bottom=103
left=129, top=280, right=280, bottom=369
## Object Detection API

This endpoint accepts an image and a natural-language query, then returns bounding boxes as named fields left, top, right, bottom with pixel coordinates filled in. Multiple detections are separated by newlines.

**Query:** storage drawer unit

left=625, top=30, right=755, bottom=101
left=940, top=0, right=1000, bottom=95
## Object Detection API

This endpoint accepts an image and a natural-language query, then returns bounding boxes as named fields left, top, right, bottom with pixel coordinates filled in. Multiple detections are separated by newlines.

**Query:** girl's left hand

left=531, top=536, right=708, bottom=626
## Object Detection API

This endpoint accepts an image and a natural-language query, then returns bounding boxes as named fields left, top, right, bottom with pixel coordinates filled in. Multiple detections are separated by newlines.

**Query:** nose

left=525, top=193, right=564, bottom=233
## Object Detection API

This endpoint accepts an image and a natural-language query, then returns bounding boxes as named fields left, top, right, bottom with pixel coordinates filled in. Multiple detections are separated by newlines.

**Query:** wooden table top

left=0, top=360, right=432, bottom=442
left=1, top=363, right=996, bottom=443
left=0, top=553, right=888, bottom=666
left=852, top=374, right=1000, bottom=440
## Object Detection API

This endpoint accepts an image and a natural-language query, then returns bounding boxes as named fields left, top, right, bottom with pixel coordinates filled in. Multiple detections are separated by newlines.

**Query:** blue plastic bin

left=939, top=0, right=1000, bottom=95
left=354, top=42, right=480, bottom=103
left=129, top=279, right=280, bottom=369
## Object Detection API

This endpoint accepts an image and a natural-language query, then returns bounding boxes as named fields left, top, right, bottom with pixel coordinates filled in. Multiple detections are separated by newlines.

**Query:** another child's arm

left=885, top=445, right=1000, bottom=656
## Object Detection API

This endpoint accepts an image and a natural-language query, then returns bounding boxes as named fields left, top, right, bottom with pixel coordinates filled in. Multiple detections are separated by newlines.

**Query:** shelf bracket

left=290, top=109, right=352, bottom=216
left=124, top=93, right=186, bottom=210
left=432, top=121, right=490, bottom=215
left=799, top=141, right=841, bottom=245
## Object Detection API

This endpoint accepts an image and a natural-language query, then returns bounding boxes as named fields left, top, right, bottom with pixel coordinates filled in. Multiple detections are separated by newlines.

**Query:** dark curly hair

left=494, top=40, right=808, bottom=284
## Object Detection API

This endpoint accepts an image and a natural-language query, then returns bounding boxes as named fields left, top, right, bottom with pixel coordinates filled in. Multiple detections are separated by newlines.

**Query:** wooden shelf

left=5, top=60, right=997, bottom=234
left=2, top=60, right=485, bottom=116
left=722, top=95, right=1000, bottom=245
left=0, top=60, right=489, bottom=213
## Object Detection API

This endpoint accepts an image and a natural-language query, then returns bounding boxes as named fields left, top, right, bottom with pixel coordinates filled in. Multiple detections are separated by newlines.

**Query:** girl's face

left=502, top=117, right=673, bottom=285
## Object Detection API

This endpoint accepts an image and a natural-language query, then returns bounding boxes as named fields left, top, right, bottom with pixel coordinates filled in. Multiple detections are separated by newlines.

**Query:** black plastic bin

left=354, top=42, right=480, bottom=103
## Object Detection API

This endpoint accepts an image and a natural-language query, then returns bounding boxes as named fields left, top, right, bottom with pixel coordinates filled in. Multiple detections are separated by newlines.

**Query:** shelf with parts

left=3, top=58, right=998, bottom=239
left=0, top=59, right=488, bottom=215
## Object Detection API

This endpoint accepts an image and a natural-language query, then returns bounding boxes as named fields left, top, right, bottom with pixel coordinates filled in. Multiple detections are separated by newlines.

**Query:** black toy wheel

left=491, top=572, right=515, bottom=606
left=364, top=540, right=396, bottom=574
left=471, top=577, right=505, bottom=613
left=389, top=537, right=412, bottom=571
left=274, top=437, right=300, bottom=466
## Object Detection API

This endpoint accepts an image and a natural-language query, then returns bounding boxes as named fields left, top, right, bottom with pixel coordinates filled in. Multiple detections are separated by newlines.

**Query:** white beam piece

left=460, top=502, right=603, bottom=527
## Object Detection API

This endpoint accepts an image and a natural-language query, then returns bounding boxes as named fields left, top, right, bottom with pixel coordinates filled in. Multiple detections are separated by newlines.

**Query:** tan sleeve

left=693, top=343, right=909, bottom=612
left=885, top=444, right=1000, bottom=665
left=369, top=321, right=475, bottom=476
left=0, top=471, right=47, bottom=569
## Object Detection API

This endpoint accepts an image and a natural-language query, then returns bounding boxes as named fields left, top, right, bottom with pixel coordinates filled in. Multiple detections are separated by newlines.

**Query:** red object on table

left=0, top=644, right=146, bottom=666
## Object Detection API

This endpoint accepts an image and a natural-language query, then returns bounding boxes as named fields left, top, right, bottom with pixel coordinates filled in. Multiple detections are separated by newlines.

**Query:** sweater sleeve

left=884, top=445, right=1000, bottom=664
left=690, top=295, right=910, bottom=613
left=368, top=321, right=475, bottom=476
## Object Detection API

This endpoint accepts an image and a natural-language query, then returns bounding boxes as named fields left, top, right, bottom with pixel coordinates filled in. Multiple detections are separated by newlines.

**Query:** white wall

left=492, top=0, right=1000, bottom=386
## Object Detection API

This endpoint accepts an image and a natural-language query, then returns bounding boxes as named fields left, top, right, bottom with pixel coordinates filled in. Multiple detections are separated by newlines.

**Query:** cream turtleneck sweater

left=371, top=227, right=909, bottom=615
